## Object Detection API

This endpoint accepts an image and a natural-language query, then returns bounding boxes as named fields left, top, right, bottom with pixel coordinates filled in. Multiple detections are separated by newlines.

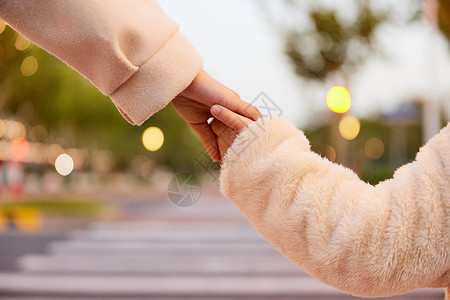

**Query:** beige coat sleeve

left=220, top=117, right=450, bottom=298
left=0, top=0, right=203, bottom=125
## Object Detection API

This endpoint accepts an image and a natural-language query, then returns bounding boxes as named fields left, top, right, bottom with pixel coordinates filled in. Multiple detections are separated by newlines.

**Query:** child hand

left=172, top=71, right=262, bottom=162
left=210, top=104, right=254, bottom=159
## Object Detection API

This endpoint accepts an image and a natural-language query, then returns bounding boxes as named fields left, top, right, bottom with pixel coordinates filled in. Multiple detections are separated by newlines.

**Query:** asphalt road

left=0, top=192, right=446, bottom=299
left=0, top=232, right=64, bottom=271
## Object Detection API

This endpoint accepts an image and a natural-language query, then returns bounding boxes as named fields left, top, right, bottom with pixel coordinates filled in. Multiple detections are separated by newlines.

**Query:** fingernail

left=211, top=105, right=220, bottom=115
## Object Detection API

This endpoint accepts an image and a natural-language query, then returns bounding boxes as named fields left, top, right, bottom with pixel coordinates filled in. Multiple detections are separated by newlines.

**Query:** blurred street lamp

left=3, top=120, right=26, bottom=140
left=0, top=211, right=6, bottom=231
left=319, top=144, right=336, bottom=162
left=365, top=137, right=385, bottom=160
left=20, top=56, right=38, bottom=77
left=327, top=86, right=353, bottom=165
left=326, top=86, right=351, bottom=114
left=339, top=115, right=360, bottom=140
left=0, top=19, right=5, bottom=34
left=11, top=137, right=29, bottom=161
left=15, top=34, right=31, bottom=51
left=13, top=207, right=43, bottom=233
left=142, top=126, right=164, bottom=152
left=55, top=153, right=74, bottom=176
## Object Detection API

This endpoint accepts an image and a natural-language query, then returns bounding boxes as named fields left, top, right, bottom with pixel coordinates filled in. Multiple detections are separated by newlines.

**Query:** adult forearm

left=0, top=0, right=203, bottom=125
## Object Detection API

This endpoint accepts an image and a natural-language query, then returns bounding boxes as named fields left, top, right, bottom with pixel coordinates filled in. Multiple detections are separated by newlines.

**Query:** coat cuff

left=219, top=117, right=310, bottom=197
left=110, top=30, right=203, bottom=125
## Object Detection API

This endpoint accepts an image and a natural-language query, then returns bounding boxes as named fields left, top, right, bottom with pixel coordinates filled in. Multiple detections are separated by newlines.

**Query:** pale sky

left=160, top=0, right=450, bottom=128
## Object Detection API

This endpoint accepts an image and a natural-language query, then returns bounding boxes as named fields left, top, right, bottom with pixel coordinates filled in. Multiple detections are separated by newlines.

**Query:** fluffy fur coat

left=220, top=117, right=450, bottom=298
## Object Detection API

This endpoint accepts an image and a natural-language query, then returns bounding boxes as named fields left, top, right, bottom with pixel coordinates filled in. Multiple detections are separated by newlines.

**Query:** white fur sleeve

left=220, top=117, right=450, bottom=298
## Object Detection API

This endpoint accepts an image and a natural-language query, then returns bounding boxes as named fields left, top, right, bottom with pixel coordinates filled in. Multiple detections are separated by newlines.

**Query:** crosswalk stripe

left=0, top=272, right=341, bottom=295
left=18, top=254, right=305, bottom=275
left=1, top=208, right=446, bottom=299
left=69, top=229, right=263, bottom=242
left=0, top=272, right=443, bottom=299
left=47, top=240, right=280, bottom=257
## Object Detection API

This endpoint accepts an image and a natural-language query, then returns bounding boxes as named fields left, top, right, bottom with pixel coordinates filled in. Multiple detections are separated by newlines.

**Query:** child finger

left=210, top=105, right=251, bottom=131
left=210, top=119, right=228, bottom=135
left=190, top=122, right=221, bottom=162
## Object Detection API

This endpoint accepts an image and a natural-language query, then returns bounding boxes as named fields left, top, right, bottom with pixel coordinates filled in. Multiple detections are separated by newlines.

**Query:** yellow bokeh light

left=17, top=122, right=27, bottom=138
left=339, top=115, right=360, bottom=140
left=365, top=137, right=385, bottom=159
left=3, top=120, right=27, bottom=140
left=142, top=126, right=164, bottom=152
left=0, top=19, right=5, bottom=34
left=321, top=144, right=336, bottom=162
left=327, top=86, right=351, bottom=113
left=0, top=211, right=6, bottom=232
left=55, top=153, right=74, bottom=176
left=21, top=56, right=38, bottom=77
left=15, top=35, right=31, bottom=51
left=14, top=207, right=43, bottom=233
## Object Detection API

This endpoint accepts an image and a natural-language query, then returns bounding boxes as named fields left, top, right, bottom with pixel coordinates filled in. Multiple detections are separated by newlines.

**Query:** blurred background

left=0, top=0, right=449, bottom=299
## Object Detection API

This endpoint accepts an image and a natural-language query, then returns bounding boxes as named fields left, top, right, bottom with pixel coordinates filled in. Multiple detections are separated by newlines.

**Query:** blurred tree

left=0, top=24, right=204, bottom=174
left=279, top=1, right=388, bottom=80
left=261, top=0, right=439, bottom=182
left=265, top=0, right=450, bottom=81
left=305, top=118, right=421, bottom=185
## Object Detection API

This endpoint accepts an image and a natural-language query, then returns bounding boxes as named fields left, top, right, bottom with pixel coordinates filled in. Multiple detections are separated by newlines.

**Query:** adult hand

left=172, top=70, right=261, bottom=162
left=209, top=104, right=253, bottom=159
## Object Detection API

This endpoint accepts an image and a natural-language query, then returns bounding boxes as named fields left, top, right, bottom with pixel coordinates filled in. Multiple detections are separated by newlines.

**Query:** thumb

left=210, top=105, right=252, bottom=131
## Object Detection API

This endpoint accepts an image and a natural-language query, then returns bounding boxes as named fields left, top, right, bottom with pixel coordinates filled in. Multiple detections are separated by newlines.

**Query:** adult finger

left=216, top=132, right=236, bottom=159
left=190, top=122, right=221, bottom=162
left=209, top=119, right=228, bottom=136
left=210, top=120, right=238, bottom=160
left=210, top=105, right=252, bottom=131
left=205, top=72, right=262, bottom=120
left=183, top=71, right=262, bottom=121
left=210, top=81, right=262, bottom=121
left=219, top=81, right=240, bottom=99
left=223, top=97, right=262, bottom=122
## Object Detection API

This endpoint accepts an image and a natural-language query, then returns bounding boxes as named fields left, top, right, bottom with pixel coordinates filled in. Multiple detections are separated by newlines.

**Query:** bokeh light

left=20, top=56, right=38, bottom=76
left=14, top=208, right=43, bottom=233
left=3, top=120, right=26, bottom=140
left=339, top=115, right=360, bottom=140
left=0, top=211, right=6, bottom=232
left=365, top=137, right=385, bottom=159
left=30, top=124, right=48, bottom=142
left=320, top=144, right=336, bottom=162
left=55, top=153, right=74, bottom=176
left=11, top=137, right=29, bottom=160
left=27, top=143, right=46, bottom=164
left=15, top=35, right=31, bottom=51
left=92, top=150, right=114, bottom=172
left=16, top=122, right=26, bottom=138
left=67, top=148, right=86, bottom=170
left=0, top=19, right=5, bottom=34
left=327, top=86, right=351, bottom=113
left=142, top=126, right=164, bottom=152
